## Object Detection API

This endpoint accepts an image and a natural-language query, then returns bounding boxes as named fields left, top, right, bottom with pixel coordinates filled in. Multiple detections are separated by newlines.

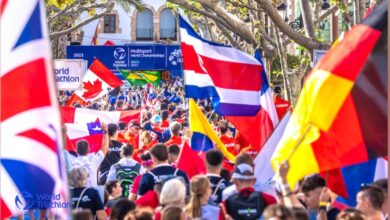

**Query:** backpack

left=114, top=163, right=141, bottom=197
left=225, top=191, right=266, bottom=220
left=149, top=168, right=179, bottom=185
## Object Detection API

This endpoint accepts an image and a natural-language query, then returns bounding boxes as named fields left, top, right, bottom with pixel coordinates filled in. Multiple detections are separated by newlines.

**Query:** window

left=160, top=9, right=176, bottom=40
left=136, top=9, right=153, bottom=40
left=104, top=15, right=116, bottom=33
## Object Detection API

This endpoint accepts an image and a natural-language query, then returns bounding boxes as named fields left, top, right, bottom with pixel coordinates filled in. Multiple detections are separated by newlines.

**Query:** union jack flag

left=1, top=0, right=69, bottom=218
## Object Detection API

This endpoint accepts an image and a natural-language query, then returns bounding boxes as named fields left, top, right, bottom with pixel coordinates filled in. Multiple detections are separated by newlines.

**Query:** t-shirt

left=220, top=135, right=237, bottom=156
left=207, top=174, right=232, bottom=205
left=135, top=190, right=159, bottom=209
left=131, top=174, right=143, bottom=194
left=66, top=151, right=104, bottom=187
left=165, top=135, right=182, bottom=146
left=138, top=164, right=189, bottom=196
left=98, top=140, right=122, bottom=184
left=274, top=96, right=291, bottom=120
left=71, top=187, right=104, bottom=216
left=202, top=204, right=221, bottom=220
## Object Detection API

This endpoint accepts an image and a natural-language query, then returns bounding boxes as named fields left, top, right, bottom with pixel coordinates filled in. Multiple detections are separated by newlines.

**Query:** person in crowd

left=139, top=130, right=157, bottom=152
left=356, top=184, right=385, bottom=220
left=109, top=199, right=136, bottom=220
left=336, top=208, right=367, bottom=220
left=124, top=119, right=142, bottom=149
left=160, top=110, right=170, bottom=129
left=185, top=175, right=220, bottom=220
left=165, top=122, right=183, bottom=146
left=138, top=144, right=189, bottom=196
left=222, top=161, right=273, bottom=220
left=219, top=120, right=239, bottom=156
left=372, top=178, right=388, bottom=219
left=263, top=204, right=295, bottom=220
left=105, top=180, right=123, bottom=209
left=72, top=209, right=93, bottom=220
left=168, top=144, right=180, bottom=167
left=66, top=124, right=109, bottom=187
left=124, top=207, right=154, bottom=220
left=130, top=152, right=155, bottom=202
left=98, top=123, right=122, bottom=185
left=273, top=86, right=292, bottom=120
left=162, top=206, right=185, bottom=220
left=69, top=168, right=106, bottom=220
left=301, top=175, right=340, bottom=220
left=205, top=149, right=232, bottom=205
left=106, top=144, right=145, bottom=198
left=156, top=178, right=187, bottom=220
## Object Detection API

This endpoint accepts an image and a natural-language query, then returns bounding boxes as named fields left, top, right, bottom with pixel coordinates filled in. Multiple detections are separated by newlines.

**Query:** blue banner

left=66, top=44, right=183, bottom=79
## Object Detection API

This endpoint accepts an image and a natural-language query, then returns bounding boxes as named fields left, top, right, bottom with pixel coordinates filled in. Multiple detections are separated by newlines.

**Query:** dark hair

left=108, top=123, right=118, bottom=137
left=235, top=153, right=254, bottom=167
left=220, top=125, right=228, bottom=134
left=151, top=144, right=168, bottom=161
left=118, top=122, right=127, bottom=131
left=161, top=110, right=169, bottom=120
left=76, top=140, right=89, bottom=156
left=206, top=149, right=224, bottom=167
left=274, top=86, right=282, bottom=94
left=116, top=100, right=124, bottom=108
left=360, top=185, right=385, bottom=210
left=121, top=144, right=134, bottom=157
left=72, top=209, right=93, bottom=220
left=336, top=208, right=366, bottom=220
left=105, top=180, right=119, bottom=195
left=204, top=105, right=212, bottom=112
left=110, top=199, right=136, bottom=220
left=220, top=168, right=231, bottom=182
left=129, top=207, right=154, bottom=220
left=168, top=105, right=175, bottom=113
left=291, top=207, right=308, bottom=220
left=168, top=144, right=180, bottom=155
left=263, top=204, right=294, bottom=220
left=162, top=206, right=183, bottom=220
left=373, top=178, right=388, bottom=194
left=161, top=103, right=168, bottom=111
left=140, top=151, right=152, bottom=161
left=301, top=175, right=326, bottom=193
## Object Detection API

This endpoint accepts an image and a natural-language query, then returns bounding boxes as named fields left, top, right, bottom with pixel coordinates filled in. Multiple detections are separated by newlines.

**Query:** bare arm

left=101, top=123, right=109, bottom=155
left=277, top=161, right=304, bottom=208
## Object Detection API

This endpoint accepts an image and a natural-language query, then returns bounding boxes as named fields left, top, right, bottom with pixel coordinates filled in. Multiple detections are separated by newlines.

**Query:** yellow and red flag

left=271, top=2, right=387, bottom=189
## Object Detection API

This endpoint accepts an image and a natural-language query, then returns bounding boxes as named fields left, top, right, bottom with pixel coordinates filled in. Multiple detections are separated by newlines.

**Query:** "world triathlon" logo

left=15, top=191, right=70, bottom=210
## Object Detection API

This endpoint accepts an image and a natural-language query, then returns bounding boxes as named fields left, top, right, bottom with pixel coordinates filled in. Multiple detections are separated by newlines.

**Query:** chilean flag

left=226, top=50, right=279, bottom=155
left=73, top=58, right=123, bottom=102
left=180, top=15, right=263, bottom=116
left=61, top=107, right=140, bottom=124
left=65, top=121, right=104, bottom=153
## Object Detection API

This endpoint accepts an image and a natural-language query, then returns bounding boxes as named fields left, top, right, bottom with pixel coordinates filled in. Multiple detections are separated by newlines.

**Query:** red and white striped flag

left=73, top=58, right=123, bottom=103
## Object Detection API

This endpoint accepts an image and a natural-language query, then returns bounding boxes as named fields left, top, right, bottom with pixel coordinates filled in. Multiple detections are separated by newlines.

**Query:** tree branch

left=300, top=0, right=316, bottom=39
left=314, top=5, right=338, bottom=25
left=225, top=0, right=264, bottom=12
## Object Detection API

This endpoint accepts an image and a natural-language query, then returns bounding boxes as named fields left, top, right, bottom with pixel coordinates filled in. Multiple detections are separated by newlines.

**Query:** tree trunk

left=300, top=0, right=316, bottom=39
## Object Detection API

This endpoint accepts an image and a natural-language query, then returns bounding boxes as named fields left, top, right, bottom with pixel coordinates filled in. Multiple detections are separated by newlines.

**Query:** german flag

left=271, top=1, right=387, bottom=189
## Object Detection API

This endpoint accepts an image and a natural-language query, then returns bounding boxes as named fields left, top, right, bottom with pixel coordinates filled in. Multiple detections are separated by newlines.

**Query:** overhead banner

left=66, top=45, right=183, bottom=79
left=54, top=59, right=87, bottom=90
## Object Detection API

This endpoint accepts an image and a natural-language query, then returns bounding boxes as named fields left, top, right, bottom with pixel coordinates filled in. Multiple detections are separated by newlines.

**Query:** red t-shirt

left=165, top=135, right=182, bottom=147
left=131, top=174, right=142, bottom=194
left=161, top=120, right=170, bottom=129
left=135, top=190, right=160, bottom=210
left=274, top=96, right=291, bottom=120
left=220, top=135, right=237, bottom=155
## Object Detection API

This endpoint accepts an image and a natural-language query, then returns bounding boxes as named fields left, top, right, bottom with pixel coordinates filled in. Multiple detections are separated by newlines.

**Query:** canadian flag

left=61, top=107, right=140, bottom=124
left=74, top=58, right=123, bottom=103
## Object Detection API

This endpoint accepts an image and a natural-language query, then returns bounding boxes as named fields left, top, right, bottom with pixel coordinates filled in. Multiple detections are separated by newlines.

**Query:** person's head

left=105, top=180, right=122, bottom=198
left=110, top=199, right=136, bottom=220
left=186, top=175, right=212, bottom=218
left=151, top=115, right=162, bottom=127
left=118, top=122, right=127, bottom=131
left=108, top=123, right=118, bottom=138
left=140, top=151, right=154, bottom=171
left=120, top=144, right=134, bottom=158
left=356, top=185, right=385, bottom=214
left=169, top=122, right=181, bottom=136
left=124, top=207, right=154, bottom=220
left=291, top=207, right=308, bottom=220
left=168, top=144, right=180, bottom=164
left=205, top=149, right=224, bottom=173
left=160, top=179, right=186, bottom=207
left=301, top=175, right=326, bottom=209
left=219, top=120, right=229, bottom=135
left=76, top=140, right=89, bottom=156
left=69, top=167, right=88, bottom=188
left=220, top=168, right=231, bottom=182
left=162, top=206, right=185, bottom=220
left=372, top=178, right=388, bottom=214
left=235, top=152, right=255, bottom=167
left=140, top=130, right=153, bottom=146
left=161, top=110, right=169, bottom=120
left=128, top=120, right=141, bottom=135
left=336, top=208, right=366, bottom=220
left=116, top=100, right=124, bottom=109
left=168, top=104, right=175, bottom=113
left=273, top=86, right=282, bottom=97
left=72, top=209, right=93, bottom=220
left=150, top=144, right=168, bottom=164
left=232, top=163, right=256, bottom=190
left=262, top=204, right=294, bottom=220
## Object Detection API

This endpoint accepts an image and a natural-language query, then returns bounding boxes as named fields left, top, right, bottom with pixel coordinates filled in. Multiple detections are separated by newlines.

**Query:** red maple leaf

left=82, top=79, right=103, bottom=100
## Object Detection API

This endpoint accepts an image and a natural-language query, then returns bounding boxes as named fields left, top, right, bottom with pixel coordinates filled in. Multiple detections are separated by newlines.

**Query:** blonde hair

left=141, top=130, right=152, bottom=144
left=160, top=179, right=186, bottom=206
left=186, top=175, right=210, bottom=218
left=69, top=167, right=88, bottom=187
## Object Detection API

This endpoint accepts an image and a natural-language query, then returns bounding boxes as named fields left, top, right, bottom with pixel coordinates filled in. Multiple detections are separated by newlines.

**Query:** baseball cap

left=151, top=115, right=162, bottom=124
left=232, top=163, right=256, bottom=180
left=129, top=119, right=141, bottom=129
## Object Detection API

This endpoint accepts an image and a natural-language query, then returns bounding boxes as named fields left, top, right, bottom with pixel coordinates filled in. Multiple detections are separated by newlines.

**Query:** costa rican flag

left=180, top=15, right=263, bottom=116
left=1, top=0, right=69, bottom=218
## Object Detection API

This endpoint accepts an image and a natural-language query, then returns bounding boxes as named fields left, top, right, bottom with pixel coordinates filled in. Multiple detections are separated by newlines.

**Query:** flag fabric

left=61, top=107, right=140, bottom=125
left=1, top=0, right=69, bottom=218
left=226, top=50, right=279, bottom=154
left=177, top=141, right=207, bottom=179
left=74, top=58, right=123, bottom=102
left=180, top=15, right=263, bottom=116
left=91, top=21, right=99, bottom=46
left=119, top=69, right=161, bottom=87
left=65, top=121, right=104, bottom=153
left=271, top=2, right=387, bottom=189
left=66, top=93, right=89, bottom=107
left=189, top=99, right=235, bottom=162
left=253, top=111, right=291, bottom=197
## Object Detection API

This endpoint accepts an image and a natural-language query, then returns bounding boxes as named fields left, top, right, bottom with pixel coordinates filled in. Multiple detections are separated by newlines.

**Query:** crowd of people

left=18, top=78, right=387, bottom=220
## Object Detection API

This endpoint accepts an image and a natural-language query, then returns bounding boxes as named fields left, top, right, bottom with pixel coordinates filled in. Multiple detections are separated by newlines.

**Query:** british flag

left=1, top=0, right=69, bottom=218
